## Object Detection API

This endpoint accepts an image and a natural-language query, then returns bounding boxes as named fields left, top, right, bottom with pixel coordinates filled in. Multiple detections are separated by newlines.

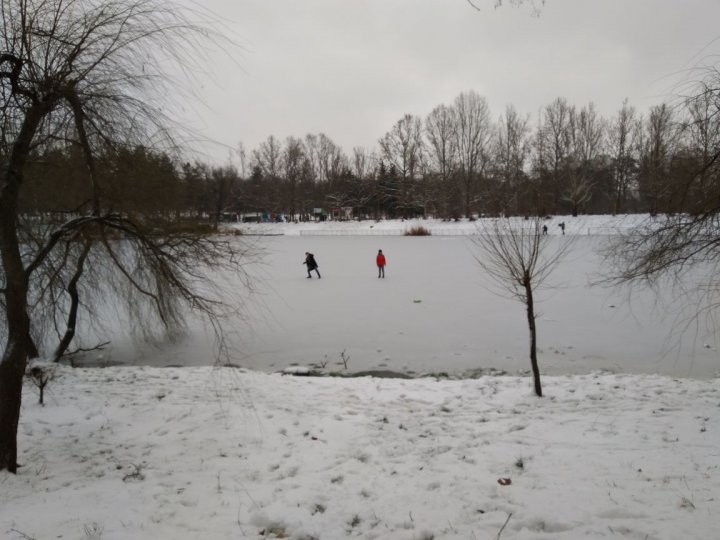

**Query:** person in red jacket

left=376, top=249, right=386, bottom=278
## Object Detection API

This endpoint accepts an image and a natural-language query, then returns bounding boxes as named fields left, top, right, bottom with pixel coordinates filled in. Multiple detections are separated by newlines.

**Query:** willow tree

left=0, top=0, right=247, bottom=473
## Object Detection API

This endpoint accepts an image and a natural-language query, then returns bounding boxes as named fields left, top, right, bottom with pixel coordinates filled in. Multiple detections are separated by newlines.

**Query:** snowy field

left=3, top=366, right=719, bottom=539
left=2, top=215, right=719, bottom=539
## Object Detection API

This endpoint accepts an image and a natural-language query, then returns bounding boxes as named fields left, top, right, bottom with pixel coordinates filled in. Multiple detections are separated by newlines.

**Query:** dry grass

left=404, top=225, right=432, bottom=236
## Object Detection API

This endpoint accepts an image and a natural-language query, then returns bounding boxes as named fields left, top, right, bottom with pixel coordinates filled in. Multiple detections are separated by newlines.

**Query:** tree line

left=25, top=90, right=719, bottom=222
left=249, top=92, right=715, bottom=220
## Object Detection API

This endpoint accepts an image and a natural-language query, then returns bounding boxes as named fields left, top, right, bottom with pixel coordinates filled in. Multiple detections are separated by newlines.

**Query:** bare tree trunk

left=26, top=333, right=39, bottom=359
left=0, top=202, right=32, bottom=473
left=0, top=344, right=26, bottom=473
left=0, top=198, right=31, bottom=473
left=0, top=106, right=46, bottom=472
left=613, top=187, right=622, bottom=215
left=524, top=277, right=542, bottom=397
left=0, top=190, right=30, bottom=472
left=464, top=172, right=472, bottom=218
left=52, top=239, right=93, bottom=362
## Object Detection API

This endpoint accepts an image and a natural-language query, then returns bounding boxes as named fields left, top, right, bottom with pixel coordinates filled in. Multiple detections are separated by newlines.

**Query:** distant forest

left=18, top=90, right=720, bottom=222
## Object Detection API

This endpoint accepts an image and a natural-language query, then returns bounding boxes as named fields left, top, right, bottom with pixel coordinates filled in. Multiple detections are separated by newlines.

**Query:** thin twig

left=9, top=529, right=37, bottom=540
left=495, top=512, right=513, bottom=539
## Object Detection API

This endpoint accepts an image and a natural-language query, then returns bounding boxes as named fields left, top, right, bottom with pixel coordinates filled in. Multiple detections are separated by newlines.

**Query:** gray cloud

left=178, top=0, right=720, bottom=164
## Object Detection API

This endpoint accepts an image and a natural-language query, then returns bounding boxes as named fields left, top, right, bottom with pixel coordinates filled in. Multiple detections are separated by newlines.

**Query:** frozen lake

left=102, top=232, right=719, bottom=378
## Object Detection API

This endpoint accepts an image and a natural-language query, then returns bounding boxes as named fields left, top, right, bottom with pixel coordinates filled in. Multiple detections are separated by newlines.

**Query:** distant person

left=558, top=222, right=565, bottom=235
left=542, top=224, right=548, bottom=235
left=376, top=249, right=386, bottom=278
left=303, top=252, right=321, bottom=279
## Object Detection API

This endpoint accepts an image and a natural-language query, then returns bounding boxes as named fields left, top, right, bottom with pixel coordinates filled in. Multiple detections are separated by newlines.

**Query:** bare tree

left=607, top=99, right=641, bottom=214
left=562, top=173, right=594, bottom=217
left=378, top=114, right=424, bottom=216
left=534, top=97, right=573, bottom=213
left=569, top=103, right=605, bottom=165
left=303, top=133, right=320, bottom=182
left=564, top=104, right=605, bottom=216
left=638, top=103, right=679, bottom=215
left=683, top=85, right=720, bottom=209
left=453, top=91, right=493, bottom=217
left=281, top=136, right=307, bottom=220
left=472, top=217, right=572, bottom=396
left=317, top=133, right=347, bottom=184
left=0, top=0, right=245, bottom=473
left=235, top=141, right=248, bottom=179
left=26, top=359, right=57, bottom=406
left=209, top=165, right=240, bottom=228
left=252, top=135, right=283, bottom=179
left=304, top=133, right=346, bottom=184
left=351, top=146, right=375, bottom=181
left=494, top=105, right=531, bottom=215
left=425, top=104, right=459, bottom=217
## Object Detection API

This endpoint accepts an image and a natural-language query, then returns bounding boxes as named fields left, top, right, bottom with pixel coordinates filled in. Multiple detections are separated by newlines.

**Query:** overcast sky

left=177, top=0, right=720, bottom=166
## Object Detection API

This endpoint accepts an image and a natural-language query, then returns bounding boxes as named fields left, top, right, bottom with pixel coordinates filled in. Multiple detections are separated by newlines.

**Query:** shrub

left=404, top=225, right=431, bottom=236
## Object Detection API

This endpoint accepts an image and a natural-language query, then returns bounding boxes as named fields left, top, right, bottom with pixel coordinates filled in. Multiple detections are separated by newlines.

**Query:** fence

left=298, top=228, right=484, bottom=236
left=297, top=226, right=640, bottom=236
left=300, top=229, right=403, bottom=236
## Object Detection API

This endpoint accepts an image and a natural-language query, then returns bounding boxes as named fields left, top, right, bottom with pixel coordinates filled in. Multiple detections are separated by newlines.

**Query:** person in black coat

left=303, top=252, right=321, bottom=278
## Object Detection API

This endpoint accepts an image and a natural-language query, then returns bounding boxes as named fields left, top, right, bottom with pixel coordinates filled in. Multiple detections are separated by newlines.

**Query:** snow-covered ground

left=2, top=215, right=719, bottom=539
left=3, top=366, right=719, bottom=539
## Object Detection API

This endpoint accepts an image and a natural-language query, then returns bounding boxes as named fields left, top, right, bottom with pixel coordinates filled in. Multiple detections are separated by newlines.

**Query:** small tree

left=26, top=360, right=57, bottom=406
left=472, top=217, right=571, bottom=396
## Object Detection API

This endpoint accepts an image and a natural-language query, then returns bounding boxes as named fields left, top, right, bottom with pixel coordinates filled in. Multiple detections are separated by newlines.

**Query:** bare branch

left=64, top=340, right=110, bottom=357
